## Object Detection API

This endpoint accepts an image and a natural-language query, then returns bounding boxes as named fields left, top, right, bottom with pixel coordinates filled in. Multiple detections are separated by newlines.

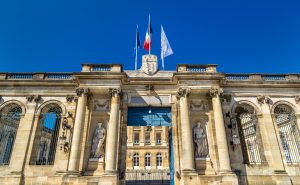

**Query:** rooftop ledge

left=81, top=63, right=122, bottom=72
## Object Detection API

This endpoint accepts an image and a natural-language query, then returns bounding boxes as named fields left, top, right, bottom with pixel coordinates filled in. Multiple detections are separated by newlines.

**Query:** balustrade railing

left=226, top=74, right=299, bottom=82
left=226, top=74, right=250, bottom=80
left=125, top=170, right=170, bottom=185
left=177, top=64, right=217, bottom=73
left=7, top=73, right=34, bottom=79
left=2, top=73, right=73, bottom=80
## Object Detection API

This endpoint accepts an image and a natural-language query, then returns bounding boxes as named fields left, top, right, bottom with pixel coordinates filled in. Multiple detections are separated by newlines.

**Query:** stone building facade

left=0, top=56, right=300, bottom=185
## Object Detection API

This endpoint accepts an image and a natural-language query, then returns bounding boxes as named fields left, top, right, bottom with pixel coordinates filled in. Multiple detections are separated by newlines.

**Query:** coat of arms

left=141, top=54, right=158, bottom=75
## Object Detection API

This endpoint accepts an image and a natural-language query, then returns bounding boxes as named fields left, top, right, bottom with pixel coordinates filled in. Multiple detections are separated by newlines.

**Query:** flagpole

left=162, top=57, right=164, bottom=70
left=148, top=14, right=151, bottom=55
left=135, top=25, right=138, bottom=70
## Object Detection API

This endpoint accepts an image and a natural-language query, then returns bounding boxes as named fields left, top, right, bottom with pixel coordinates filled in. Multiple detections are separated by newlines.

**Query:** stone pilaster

left=257, top=96, right=286, bottom=172
left=68, top=88, right=90, bottom=173
left=210, top=88, right=231, bottom=172
left=105, top=88, right=122, bottom=174
left=9, top=101, right=37, bottom=176
left=176, top=87, right=195, bottom=172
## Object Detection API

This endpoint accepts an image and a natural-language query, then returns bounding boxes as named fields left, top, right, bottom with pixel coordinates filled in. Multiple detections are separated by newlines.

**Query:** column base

left=66, top=171, right=81, bottom=176
left=104, top=170, right=117, bottom=175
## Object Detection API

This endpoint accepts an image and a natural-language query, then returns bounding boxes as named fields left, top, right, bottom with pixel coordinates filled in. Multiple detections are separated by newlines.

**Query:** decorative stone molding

left=209, top=88, right=223, bottom=98
left=66, top=95, right=75, bottom=103
left=295, top=96, right=300, bottom=104
left=26, top=95, right=34, bottom=102
left=220, top=94, right=232, bottom=103
left=176, top=87, right=190, bottom=99
left=93, top=100, right=109, bottom=111
left=75, top=88, right=90, bottom=97
left=34, top=95, right=42, bottom=103
left=109, top=88, right=122, bottom=97
left=26, top=95, right=42, bottom=103
left=257, top=95, right=272, bottom=105
left=190, top=100, right=208, bottom=111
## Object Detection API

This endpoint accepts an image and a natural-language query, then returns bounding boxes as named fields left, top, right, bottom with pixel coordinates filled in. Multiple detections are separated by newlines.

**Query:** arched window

left=145, top=153, right=151, bottom=169
left=274, top=104, right=300, bottom=164
left=235, top=104, right=263, bottom=164
left=156, top=153, right=162, bottom=168
left=133, top=153, right=139, bottom=169
left=0, top=103, right=22, bottom=164
left=30, top=103, right=62, bottom=165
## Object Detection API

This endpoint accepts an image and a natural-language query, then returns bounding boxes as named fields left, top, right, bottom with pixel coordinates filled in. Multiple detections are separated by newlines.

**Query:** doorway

left=125, top=107, right=174, bottom=185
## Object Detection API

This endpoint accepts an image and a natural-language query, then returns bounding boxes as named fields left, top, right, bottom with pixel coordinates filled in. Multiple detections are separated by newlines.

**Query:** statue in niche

left=90, top=123, right=106, bottom=158
left=193, top=122, right=209, bottom=158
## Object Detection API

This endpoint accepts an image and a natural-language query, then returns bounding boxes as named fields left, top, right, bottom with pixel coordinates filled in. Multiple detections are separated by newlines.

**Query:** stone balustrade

left=81, top=63, right=122, bottom=72
left=177, top=64, right=217, bottom=73
left=0, top=73, right=73, bottom=80
left=225, top=74, right=299, bottom=81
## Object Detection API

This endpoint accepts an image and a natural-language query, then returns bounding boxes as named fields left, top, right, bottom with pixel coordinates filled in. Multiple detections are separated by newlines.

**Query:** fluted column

left=68, top=88, right=89, bottom=173
left=210, top=88, right=231, bottom=172
left=105, top=88, right=121, bottom=174
left=176, top=87, right=195, bottom=171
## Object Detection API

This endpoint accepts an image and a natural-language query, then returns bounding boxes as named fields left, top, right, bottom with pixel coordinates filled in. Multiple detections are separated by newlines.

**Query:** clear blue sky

left=1, top=0, right=300, bottom=73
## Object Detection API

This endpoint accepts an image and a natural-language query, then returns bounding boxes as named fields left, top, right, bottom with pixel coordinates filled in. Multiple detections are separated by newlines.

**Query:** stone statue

left=193, top=122, right=209, bottom=158
left=90, top=123, right=106, bottom=158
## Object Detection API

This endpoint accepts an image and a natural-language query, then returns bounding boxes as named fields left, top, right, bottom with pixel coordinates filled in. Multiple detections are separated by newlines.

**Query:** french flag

left=143, top=15, right=153, bottom=51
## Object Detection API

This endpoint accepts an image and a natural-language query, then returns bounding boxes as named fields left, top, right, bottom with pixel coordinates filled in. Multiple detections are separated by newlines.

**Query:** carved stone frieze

left=66, top=95, right=75, bottom=103
left=190, top=100, right=208, bottom=111
left=209, top=88, right=223, bottom=98
left=257, top=95, right=272, bottom=105
left=26, top=95, right=42, bottom=103
left=93, top=99, right=109, bottom=111
left=176, top=87, right=190, bottom=99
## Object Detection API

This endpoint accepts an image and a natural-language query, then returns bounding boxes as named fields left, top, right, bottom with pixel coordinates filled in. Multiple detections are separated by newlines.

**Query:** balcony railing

left=225, top=74, right=299, bottom=81
left=0, top=73, right=73, bottom=80
left=81, top=64, right=122, bottom=72
left=177, top=64, right=217, bottom=73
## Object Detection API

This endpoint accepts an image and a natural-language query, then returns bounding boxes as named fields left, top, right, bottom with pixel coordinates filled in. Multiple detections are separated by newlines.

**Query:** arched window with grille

left=235, top=104, right=263, bottom=164
left=133, top=153, right=139, bottom=169
left=30, top=103, right=62, bottom=165
left=0, top=103, right=22, bottom=164
left=156, top=153, right=162, bottom=168
left=274, top=104, right=300, bottom=164
left=145, top=153, right=151, bottom=169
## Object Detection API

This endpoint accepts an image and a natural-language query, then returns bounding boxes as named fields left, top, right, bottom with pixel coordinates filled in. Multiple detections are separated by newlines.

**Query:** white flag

left=161, top=25, right=173, bottom=69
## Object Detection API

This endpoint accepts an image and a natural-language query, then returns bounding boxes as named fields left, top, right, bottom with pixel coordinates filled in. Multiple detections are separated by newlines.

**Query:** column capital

left=75, top=88, right=90, bottom=97
left=109, top=88, right=122, bottom=97
left=176, top=87, right=191, bottom=99
left=257, top=95, right=272, bottom=105
left=209, top=88, right=223, bottom=98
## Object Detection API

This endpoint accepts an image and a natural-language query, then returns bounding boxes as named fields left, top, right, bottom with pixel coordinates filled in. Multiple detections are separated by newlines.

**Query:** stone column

left=210, top=88, right=231, bottom=172
left=176, top=87, right=195, bottom=171
left=105, top=88, right=121, bottom=174
left=68, top=88, right=89, bottom=173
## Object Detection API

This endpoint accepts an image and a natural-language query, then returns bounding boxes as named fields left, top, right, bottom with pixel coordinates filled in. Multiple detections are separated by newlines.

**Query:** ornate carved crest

left=141, top=55, right=158, bottom=75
